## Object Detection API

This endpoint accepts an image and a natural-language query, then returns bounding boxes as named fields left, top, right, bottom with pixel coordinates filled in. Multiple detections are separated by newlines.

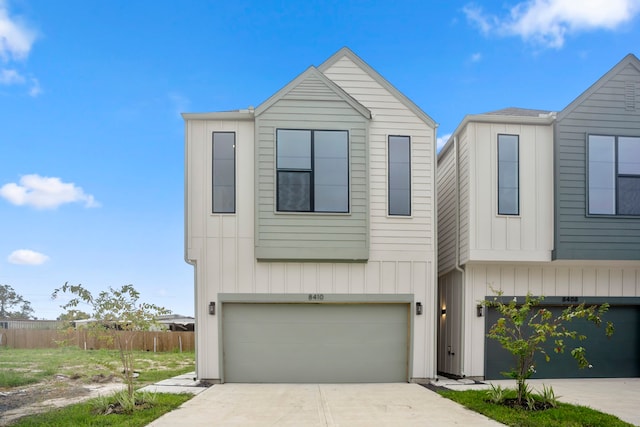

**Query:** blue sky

left=1, top=0, right=639, bottom=319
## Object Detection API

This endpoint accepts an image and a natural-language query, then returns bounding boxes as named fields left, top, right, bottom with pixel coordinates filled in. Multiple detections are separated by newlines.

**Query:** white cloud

left=28, top=77, right=41, bottom=96
left=470, top=52, right=482, bottom=62
left=0, top=0, right=36, bottom=61
left=0, top=174, right=100, bottom=209
left=8, top=249, right=49, bottom=265
left=464, top=0, right=640, bottom=48
left=0, top=67, right=23, bottom=84
left=437, top=133, right=452, bottom=153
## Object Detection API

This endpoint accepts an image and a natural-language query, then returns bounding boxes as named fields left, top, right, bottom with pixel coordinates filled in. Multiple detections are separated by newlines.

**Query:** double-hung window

left=388, top=135, right=411, bottom=216
left=498, top=134, right=519, bottom=215
left=588, top=135, right=640, bottom=215
left=212, top=132, right=236, bottom=213
left=276, top=129, right=349, bottom=213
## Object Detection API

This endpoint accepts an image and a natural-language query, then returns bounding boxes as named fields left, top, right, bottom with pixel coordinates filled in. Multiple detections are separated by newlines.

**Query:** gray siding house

left=554, top=54, right=640, bottom=260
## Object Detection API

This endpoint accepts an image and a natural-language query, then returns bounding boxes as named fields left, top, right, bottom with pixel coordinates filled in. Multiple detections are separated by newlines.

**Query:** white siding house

left=184, top=48, right=438, bottom=383
left=437, top=53, right=640, bottom=380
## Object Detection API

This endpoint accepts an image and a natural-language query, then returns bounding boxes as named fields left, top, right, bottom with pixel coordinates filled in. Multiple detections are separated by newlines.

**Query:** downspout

left=453, top=135, right=466, bottom=377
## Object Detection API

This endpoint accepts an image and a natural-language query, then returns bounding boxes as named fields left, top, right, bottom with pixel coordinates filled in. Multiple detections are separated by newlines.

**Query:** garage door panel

left=485, top=305, right=640, bottom=379
left=222, top=303, right=409, bottom=383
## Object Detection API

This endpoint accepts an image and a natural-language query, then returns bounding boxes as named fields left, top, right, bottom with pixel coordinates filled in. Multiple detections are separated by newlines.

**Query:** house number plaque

left=308, top=294, right=325, bottom=301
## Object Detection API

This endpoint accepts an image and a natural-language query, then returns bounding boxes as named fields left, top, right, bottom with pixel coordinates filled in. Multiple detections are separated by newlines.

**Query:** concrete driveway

left=146, top=383, right=503, bottom=427
left=439, top=377, right=640, bottom=427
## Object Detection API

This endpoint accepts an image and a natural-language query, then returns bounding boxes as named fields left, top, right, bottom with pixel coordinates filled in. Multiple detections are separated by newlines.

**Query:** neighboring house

left=184, top=48, right=438, bottom=383
left=437, top=54, right=640, bottom=380
left=156, top=314, right=194, bottom=331
left=0, top=319, right=62, bottom=330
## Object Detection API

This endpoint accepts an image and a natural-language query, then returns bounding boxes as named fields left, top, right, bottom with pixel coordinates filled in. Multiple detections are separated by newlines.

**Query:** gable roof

left=318, top=47, right=437, bottom=128
left=255, top=65, right=371, bottom=119
left=558, top=53, right=640, bottom=121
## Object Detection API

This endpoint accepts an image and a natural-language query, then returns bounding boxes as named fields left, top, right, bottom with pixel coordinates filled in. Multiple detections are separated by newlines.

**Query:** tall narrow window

left=276, top=129, right=348, bottom=213
left=212, top=132, right=235, bottom=213
left=498, top=134, right=519, bottom=215
left=388, top=135, right=411, bottom=216
left=589, top=135, right=640, bottom=215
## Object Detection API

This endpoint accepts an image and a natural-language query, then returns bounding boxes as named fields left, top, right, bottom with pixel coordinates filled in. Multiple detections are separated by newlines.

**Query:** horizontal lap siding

left=437, top=145, right=457, bottom=273
left=322, top=57, right=435, bottom=258
left=255, top=73, right=369, bottom=260
left=555, top=62, right=640, bottom=260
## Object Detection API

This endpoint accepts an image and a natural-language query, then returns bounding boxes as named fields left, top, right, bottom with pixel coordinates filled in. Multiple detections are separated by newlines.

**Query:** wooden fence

left=0, top=329, right=195, bottom=352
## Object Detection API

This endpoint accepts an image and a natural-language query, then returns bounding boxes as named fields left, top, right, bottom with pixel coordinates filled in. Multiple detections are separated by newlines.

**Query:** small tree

left=52, top=283, right=170, bottom=401
left=484, top=291, right=614, bottom=406
left=0, top=284, right=35, bottom=319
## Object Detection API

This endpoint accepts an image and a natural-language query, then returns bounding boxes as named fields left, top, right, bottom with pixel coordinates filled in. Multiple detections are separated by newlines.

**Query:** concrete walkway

left=146, top=383, right=503, bottom=427
left=436, top=377, right=640, bottom=426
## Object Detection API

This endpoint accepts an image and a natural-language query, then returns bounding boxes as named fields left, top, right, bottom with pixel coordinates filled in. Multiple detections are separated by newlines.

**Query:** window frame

left=387, top=135, right=412, bottom=216
left=497, top=133, right=520, bottom=216
left=587, top=134, right=640, bottom=216
left=275, top=128, right=350, bottom=214
left=212, top=131, right=236, bottom=214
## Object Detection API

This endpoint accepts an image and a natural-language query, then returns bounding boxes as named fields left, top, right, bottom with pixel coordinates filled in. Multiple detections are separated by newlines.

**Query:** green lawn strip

left=10, top=393, right=192, bottom=427
left=0, top=347, right=195, bottom=387
left=438, top=389, right=633, bottom=427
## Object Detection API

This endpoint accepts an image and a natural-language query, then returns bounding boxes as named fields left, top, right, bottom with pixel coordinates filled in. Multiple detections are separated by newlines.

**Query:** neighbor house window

left=498, top=134, right=519, bottom=215
left=212, top=132, right=235, bottom=213
left=388, top=135, right=411, bottom=216
left=276, top=129, right=348, bottom=213
left=588, top=135, right=640, bottom=215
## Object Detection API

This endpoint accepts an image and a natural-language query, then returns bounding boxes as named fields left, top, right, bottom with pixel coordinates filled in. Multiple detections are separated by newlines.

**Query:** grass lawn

left=438, top=388, right=634, bottom=427
left=0, top=346, right=194, bottom=388
left=0, top=346, right=196, bottom=426
left=10, top=393, right=193, bottom=427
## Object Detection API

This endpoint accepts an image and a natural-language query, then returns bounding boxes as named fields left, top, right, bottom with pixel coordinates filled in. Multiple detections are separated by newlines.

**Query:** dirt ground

left=0, top=374, right=125, bottom=426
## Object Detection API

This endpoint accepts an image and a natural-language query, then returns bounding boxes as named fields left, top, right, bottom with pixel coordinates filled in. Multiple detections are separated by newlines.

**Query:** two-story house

left=437, top=54, right=640, bottom=380
left=184, top=48, right=438, bottom=383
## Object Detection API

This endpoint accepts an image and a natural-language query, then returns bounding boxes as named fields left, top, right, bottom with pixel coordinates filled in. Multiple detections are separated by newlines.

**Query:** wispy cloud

left=0, top=0, right=40, bottom=95
left=437, top=133, right=452, bottom=153
left=0, top=174, right=100, bottom=209
left=464, top=0, right=640, bottom=48
left=8, top=249, right=49, bottom=265
left=470, top=52, right=482, bottom=62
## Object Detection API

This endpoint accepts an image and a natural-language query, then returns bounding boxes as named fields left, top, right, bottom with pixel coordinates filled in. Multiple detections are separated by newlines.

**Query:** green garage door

left=485, top=305, right=640, bottom=379
left=222, top=303, right=409, bottom=383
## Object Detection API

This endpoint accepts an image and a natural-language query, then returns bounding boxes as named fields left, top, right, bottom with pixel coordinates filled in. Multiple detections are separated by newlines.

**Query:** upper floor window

left=276, top=129, right=348, bottom=213
left=212, top=132, right=235, bottom=213
left=588, top=135, right=640, bottom=215
left=388, top=135, right=411, bottom=216
left=498, top=134, right=519, bottom=215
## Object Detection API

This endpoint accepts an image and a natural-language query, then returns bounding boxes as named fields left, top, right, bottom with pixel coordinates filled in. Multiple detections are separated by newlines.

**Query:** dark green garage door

left=222, top=303, right=409, bottom=383
left=485, top=305, right=640, bottom=379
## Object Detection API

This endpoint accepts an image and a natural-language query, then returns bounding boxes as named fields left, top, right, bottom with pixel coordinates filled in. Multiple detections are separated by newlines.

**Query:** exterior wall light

left=209, top=301, right=216, bottom=315
left=477, top=304, right=484, bottom=317
left=416, top=302, right=423, bottom=315
left=441, top=307, right=447, bottom=316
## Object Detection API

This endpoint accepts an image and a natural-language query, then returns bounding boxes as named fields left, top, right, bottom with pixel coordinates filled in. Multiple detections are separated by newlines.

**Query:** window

left=388, top=135, right=411, bottom=216
left=588, top=135, right=640, bottom=215
left=498, top=134, right=519, bottom=215
left=212, top=132, right=235, bottom=213
left=276, top=129, right=348, bottom=212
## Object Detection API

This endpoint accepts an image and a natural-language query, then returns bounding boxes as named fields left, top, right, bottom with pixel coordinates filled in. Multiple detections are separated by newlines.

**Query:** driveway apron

left=146, top=383, right=503, bottom=427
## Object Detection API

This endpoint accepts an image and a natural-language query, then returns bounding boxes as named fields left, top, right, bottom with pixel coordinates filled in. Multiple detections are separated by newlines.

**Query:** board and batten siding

left=467, top=121, right=554, bottom=262
left=462, top=262, right=640, bottom=378
left=554, top=58, right=640, bottom=260
left=320, top=55, right=436, bottom=259
left=254, top=72, right=370, bottom=261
